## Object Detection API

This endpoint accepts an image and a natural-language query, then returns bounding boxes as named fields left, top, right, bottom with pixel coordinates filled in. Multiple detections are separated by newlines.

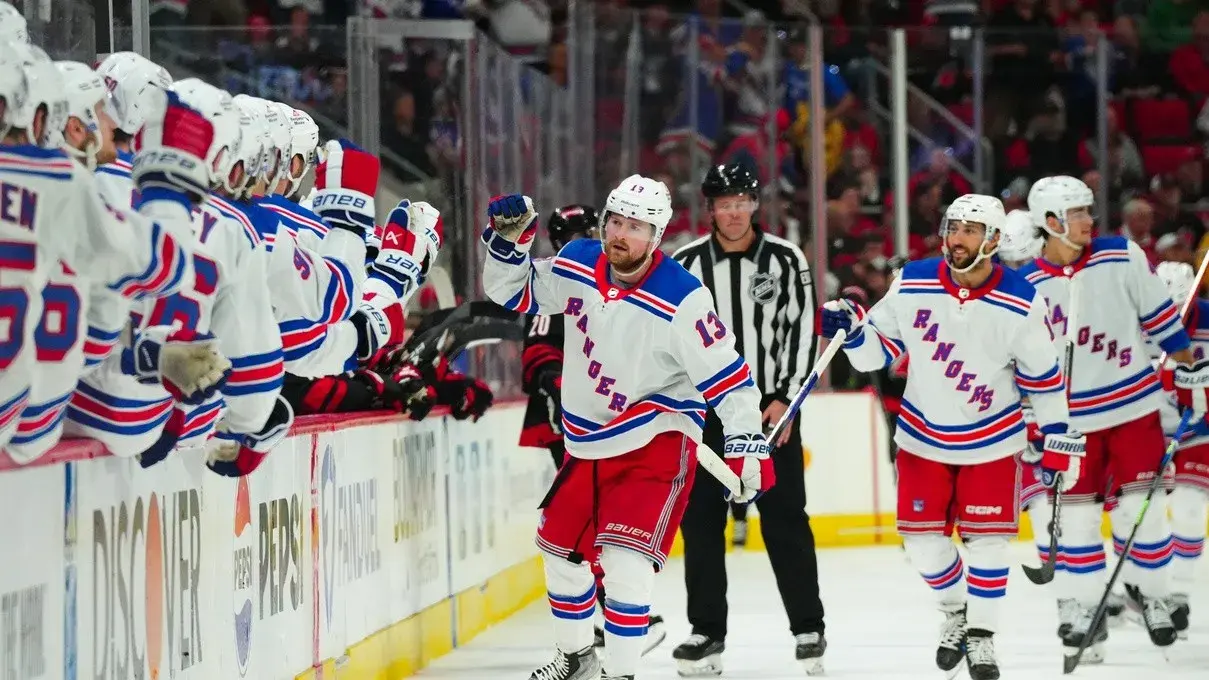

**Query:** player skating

left=518, top=204, right=667, bottom=658
left=482, top=178, right=772, bottom=680
left=1017, top=176, right=1199, bottom=663
left=819, top=194, right=1078, bottom=680
left=1155, top=260, right=1208, bottom=639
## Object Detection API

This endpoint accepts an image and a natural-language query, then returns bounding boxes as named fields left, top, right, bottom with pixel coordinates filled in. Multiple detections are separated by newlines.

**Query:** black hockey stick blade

left=1022, top=481, right=1063, bottom=585
left=445, top=321, right=526, bottom=360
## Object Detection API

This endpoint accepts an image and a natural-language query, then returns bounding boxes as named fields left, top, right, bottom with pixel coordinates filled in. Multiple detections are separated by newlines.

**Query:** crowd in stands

left=143, top=0, right=1209, bottom=316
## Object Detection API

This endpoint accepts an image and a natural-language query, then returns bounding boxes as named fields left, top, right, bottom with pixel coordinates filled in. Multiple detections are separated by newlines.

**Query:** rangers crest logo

left=748, top=272, right=778, bottom=304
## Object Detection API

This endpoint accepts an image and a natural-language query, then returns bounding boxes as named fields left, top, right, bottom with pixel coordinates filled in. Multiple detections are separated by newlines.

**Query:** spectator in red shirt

left=1169, top=10, right=1209, bottom=97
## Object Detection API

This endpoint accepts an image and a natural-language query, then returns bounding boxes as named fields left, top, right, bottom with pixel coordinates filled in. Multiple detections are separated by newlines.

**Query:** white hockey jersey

left=842, top=258, right=1070, bottom=465
left=95, top=150, right=135, bottom=208
left=1, top=147, right=191, bottom=461
left=482, top=232, right=764, bottom=459
left=67, top=199, right=284, bottom=456
left=1017, top=237, right=1190, bottom=433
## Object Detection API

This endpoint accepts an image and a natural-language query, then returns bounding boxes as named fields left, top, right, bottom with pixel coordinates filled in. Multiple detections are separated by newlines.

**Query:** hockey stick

left=1062, top=409, right=1195, bottom=675
left=767, top=329, right=848, bottom=445
left=695, top=442, right=744, bottom=499
left=1023, top=274, right=1081, bottom=585
left=1063, top=255, right=1209, bottom=672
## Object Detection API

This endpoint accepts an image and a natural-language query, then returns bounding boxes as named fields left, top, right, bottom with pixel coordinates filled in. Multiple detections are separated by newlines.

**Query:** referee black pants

left=680, top=401, right=826, bottom=639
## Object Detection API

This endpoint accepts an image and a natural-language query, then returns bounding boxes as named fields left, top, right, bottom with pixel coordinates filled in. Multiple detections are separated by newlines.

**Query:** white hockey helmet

left=233, top=94, right=290, bottom=189
left=0, top=41, right=26, bottom=138
left=95, top=52, right=172, bottom=136
left=0, top=2, right=29, bottom=45
left=998, top=209, right=1043, bottom=264
left=55, top=60, right=110, bottom=169
left=3, top=43, right=68, bottom=148
left=940, top=193, right=1006, bottom=274
left=229, top=95, right=270, bottom=196
left=1028, top=175, right=1094, bottom=243
left=170, top=78, right=241, bottom=193
left=284, top=106, right=318, bottom=195
left=1157, top=260, right=1197, bottom=310
left=601, top=174, right=674, bottom=248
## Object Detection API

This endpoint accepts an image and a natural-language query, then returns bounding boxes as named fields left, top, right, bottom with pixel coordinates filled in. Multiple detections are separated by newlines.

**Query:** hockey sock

left=1054, top=503, right=1108, bottom=607
left=542, top=551, right=597, bottom=653
left=1027, top=497, right=1065, bottom=572
left=1167, top=485, right=1208, bottom=596
left=599, top=545, right=655, bottom=677
left=902, top=534, right=965, bottom=608
left=1109, top=492, right=1174, bottom=598
left=963, top=536, right=1010, bottom=632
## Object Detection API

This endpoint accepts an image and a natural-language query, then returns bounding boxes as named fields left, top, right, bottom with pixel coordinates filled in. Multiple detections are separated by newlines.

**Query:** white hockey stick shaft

left=694, top=441, right=744, bottom=498
left=768, top=329, right=848, bottom=444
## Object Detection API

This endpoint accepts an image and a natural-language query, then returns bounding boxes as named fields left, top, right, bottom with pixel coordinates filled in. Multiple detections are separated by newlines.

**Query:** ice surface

left=416, top=543, right=1209, bottom=679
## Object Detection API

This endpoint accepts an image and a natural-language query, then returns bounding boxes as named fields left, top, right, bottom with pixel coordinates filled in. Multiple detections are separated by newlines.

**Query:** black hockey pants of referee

left=680, top=400, right=826, bottom=640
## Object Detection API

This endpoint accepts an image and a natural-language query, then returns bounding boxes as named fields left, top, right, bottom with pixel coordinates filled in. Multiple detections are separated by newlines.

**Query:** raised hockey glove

left=482, top=194, right=539, bottom=259
left=1021, top=423, right=1085, bottom=492
left=722, top=433, right=776, bottom=503
left=365, top=199, right=444, bottom=302
left=1172, top=358, right=1209, bottom=418
left=350, top=301, right=406, bottom=364
left=121, top=325, right=232, bottom=405
left=207, top=396, right=294, bottom=477
left=312, top=139, right=379, bottom=237
left=816, top=299, right=866, bottom=339
left=132, top=89, right=215, bottom=204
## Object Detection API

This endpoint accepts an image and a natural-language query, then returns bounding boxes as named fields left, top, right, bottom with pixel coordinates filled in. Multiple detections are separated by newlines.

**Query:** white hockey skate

left=936, top=604, right=967, bottom=680
left=1170, top=593, right=1191, bottom=640
left=529, top=647, right=602, bottom=680
left=1062, top=605, right=1107, bottom=665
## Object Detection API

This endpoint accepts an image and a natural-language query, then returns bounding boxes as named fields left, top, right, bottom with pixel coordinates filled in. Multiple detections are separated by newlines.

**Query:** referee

left=670, top=163, right=827, bottom=676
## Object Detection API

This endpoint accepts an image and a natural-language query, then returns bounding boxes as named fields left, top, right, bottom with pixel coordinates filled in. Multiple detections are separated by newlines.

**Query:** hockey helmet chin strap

left=944, top=225, right=1000, bottom=275
left=1041, top=208, right=1084, bottom=250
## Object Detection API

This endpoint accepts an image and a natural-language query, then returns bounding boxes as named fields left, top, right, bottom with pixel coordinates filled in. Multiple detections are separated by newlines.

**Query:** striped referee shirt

left=672, top=230, right=816, bottom=402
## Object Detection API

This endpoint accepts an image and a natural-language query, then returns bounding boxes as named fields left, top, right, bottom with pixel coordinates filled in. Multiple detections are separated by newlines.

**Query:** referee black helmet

left=701, top=162, right=759, bottom=201
left=547, top=204, right=599, bottom=251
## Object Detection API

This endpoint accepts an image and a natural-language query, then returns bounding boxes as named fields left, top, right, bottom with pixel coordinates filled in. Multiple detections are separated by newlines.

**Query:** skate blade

left=799, top=656, right=825, bottom=676
left=641, top=623, right=667, bottom=656
left=675, top=656, right=723, bottom=677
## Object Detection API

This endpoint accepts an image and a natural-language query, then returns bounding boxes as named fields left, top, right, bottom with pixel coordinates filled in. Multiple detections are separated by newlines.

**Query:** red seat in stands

left=1140, top=144, right=1200, bottom=175
left=1132, top=98, right=1192, bottom=142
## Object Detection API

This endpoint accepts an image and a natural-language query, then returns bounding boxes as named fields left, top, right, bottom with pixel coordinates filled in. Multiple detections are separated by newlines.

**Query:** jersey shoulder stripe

left=262, top=195, right=329, bottom=239
left=207, top=195, right=263, bottom=248
left=0, top=146, right=74, bottom=180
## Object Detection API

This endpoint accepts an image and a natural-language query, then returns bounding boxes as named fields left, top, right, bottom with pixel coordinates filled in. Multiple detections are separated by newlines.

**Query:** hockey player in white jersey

left=276, top=140, right=439, bottom=377
left=1016, top=175, right=1198, bottom=660
left=68, top=78, right=285, bottom=476
left=1154, top=260, right=1207, bottom=639
left=92, top=51, right=173, bottom=208
left=482, top=181, right=772, bottom=680
left=819, top=194, right=1077, bottom=680
left=0, top=44, right=227, bottom=460
left=997, top=209, right=1042, bottom=269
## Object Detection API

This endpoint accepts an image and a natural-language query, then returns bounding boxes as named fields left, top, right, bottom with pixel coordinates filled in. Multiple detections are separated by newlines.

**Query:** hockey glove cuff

left=122, top=325, right=232, bottom=405
left=312, top=139, right=379, bottom=237
left=207, top=396, right=294, bottom=477
left=1172, top=358, right=1209, bottom=417
left=1021, top=424, right=1085, bottom=493
left=132, top=90, right=215, bottom=202
left=351, top=301, right=406, bottom=363
left=816, top=299, right=866, bottom=340
left=722, top=433, right=775, bottom=503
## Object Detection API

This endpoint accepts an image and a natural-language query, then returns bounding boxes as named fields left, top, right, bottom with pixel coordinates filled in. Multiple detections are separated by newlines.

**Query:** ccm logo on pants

left=964, top=505, right=1003, bottom=516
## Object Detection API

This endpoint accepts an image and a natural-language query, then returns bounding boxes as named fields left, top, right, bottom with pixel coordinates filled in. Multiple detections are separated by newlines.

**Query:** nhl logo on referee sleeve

left=748, top=272, right=778, bottom=304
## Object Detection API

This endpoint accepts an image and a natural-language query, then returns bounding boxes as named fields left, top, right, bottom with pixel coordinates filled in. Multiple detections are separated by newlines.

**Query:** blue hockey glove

left=816, top=299, right=866, bottom=339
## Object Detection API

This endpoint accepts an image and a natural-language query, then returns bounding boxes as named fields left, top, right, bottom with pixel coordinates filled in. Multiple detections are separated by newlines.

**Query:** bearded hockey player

left=819, top=194, right=1076, bottom=680
left=482, top=178, right=772, bottom=680
left=1155, top=260, right=1207, bottom=639
left=1016, top=176, right=1201, bottom=662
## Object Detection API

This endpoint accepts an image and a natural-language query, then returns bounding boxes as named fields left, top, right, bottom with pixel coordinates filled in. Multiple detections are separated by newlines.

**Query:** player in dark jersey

left=518, top=204, right=668, bottom=658
left=519, top=204, right=599, bottom=468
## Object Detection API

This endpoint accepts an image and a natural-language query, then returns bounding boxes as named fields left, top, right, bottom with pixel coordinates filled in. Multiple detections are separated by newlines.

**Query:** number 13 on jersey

left=695, top=312, right=727, bottom=347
